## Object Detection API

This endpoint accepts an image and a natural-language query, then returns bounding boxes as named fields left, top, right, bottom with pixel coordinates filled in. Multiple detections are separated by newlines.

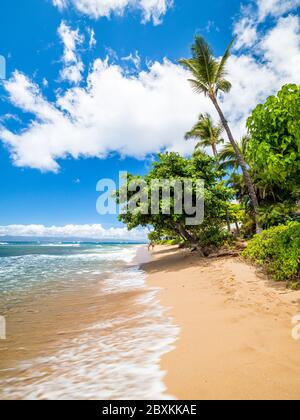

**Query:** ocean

left=0, top=242, right=178, bottom=400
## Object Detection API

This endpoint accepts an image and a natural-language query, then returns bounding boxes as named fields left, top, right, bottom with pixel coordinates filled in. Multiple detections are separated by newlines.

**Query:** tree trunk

left=235, top=221, right=241, bottom=236
left=177, top=224, right=195, bottom=244
left=226, top=208, right=231, bottom=232
left=211, top=143, right=218, bottom=159
left=210, top=95, right=261, bottom=234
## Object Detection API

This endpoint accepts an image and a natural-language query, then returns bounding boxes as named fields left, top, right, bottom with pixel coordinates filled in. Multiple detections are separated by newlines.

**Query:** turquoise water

left=0, top=242, right=140, bottom=297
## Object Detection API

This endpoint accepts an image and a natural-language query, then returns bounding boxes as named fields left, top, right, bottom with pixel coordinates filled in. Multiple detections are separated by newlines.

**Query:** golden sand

left=143, top=246, right=300, bottom=400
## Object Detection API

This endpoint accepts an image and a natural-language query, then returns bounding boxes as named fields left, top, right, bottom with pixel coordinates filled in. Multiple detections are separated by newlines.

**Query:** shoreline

left=0, top=244, right=171, bottom=400
left=142, top=245, right=300, bottom=400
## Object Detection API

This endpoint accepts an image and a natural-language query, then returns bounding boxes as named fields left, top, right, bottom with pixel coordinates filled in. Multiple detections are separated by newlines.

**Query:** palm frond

left=216, top=79, right=232, bottom=94
left=185, top=113, right=224, bottom=155
left=188, top=79, right=209, bottom=95
left=180, top=35, right=235, bottom=99
left=215, top=37, right=236, bottom=82
left=190, top=36, right=219, bottom=88
left=219, top=143, right=237, bottom=161
left=240, top=135, right=250, bottom=156
left=179, top=58, right=199, bottom=74
left=195, top=143, right=207, bottom=152
left=219, top=136, right=250, bottom=170
left=219, top=158, right=238, bottom=171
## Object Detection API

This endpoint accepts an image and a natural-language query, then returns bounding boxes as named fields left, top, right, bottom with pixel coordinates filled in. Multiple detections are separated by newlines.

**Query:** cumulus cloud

left=52, top=0, right=173, bottom=25
left=260, top=15, right=300, bottom=80
left=234, top=0, right=300, bottom=49
left=0, top=59, right=206, bottom=172
left=234, top=15, right=258, bottom=49
left=257, top=0, right=300, bottom=21
left=1, top=1, right=300, bottom=172
left=229, top=11, right=300, bottom=134
left=0, top=224, right=147, bottom=241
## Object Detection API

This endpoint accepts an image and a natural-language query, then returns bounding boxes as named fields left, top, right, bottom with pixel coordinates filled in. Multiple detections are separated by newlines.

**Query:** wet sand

left=0, top=248, right=151, bottom=377
left=143, top=246, right=300, bottom=400
left=0, top=247, right=176, bottom=400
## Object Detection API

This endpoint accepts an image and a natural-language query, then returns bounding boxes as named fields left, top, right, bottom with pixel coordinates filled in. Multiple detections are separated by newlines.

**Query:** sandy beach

left=143, top=245, right=300, bottom=400
left=1, top=243, right=300, bottom=400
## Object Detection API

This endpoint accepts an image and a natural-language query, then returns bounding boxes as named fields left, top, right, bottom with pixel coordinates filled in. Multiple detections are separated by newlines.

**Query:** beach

left=143, top=246, right=300, bottom=400
left=1, top=242, right=300, bottom=400
left=0, top=243, right=176, bottom=400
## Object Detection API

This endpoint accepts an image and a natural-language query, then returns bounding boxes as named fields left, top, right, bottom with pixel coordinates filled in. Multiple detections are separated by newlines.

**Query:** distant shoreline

left=142, top=245, right=300, bottom=400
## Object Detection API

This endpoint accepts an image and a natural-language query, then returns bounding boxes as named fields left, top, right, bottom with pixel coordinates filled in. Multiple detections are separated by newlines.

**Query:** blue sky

left=0, top=0, right=299, bottom=239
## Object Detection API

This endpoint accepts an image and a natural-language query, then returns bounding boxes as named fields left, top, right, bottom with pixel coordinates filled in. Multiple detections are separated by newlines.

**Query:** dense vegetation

left=117, top=151, right=234, bottom=256
left=117, top=35, right=300, bottom=286
left=243, top=223, right=300, bottom=287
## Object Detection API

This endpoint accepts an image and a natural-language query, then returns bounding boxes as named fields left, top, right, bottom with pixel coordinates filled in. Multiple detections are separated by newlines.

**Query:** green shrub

left=196, top=225, right=233, bottom=248
left=242, top=222, right=300, bottom=283
left=258, top=202, right=295, bottom=230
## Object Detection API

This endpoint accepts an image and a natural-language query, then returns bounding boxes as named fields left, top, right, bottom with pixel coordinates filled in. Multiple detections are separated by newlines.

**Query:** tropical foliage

left=185, top=113, right=224, bottom=157
left=247, top=84, right=300, bottom=190
left=180, top=36, right=261, bottom=233
left=242, top=222, right=300, bottom=286
left=117, top=151, right=233, bottom=255
left=117, top=34, right=300, bottom=285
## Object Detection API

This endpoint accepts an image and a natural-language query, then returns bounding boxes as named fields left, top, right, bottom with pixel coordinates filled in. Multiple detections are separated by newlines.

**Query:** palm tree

left=180, top=36, right=261, bottom=234
left=219, top=135, right=250, bottom=171
left=185, top=113, right=224, bottom=158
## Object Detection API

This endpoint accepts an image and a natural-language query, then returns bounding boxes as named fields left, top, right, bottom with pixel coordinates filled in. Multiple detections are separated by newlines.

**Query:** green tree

left=180, top=36, right=261, bottom=233
left=116, top=152, right=233, bottom=255
left=247, top=84, right=300, bottom=190
left=185, top=113, right=224, bottom=157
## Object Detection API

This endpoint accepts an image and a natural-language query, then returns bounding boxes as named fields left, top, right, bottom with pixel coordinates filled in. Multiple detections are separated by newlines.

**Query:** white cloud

left=58, top=21, right=85, bottom=84
left=52, top=0, right=173, bottom=25
left=58, top=21, right=84, bottom=64
left=228, top=13, right=300, bottom=136
left=87, top=27, right=97, bottom=48
left=234, top=0, right=300, bottom=49
left=53, top=0, right=68, bottom=10
left=234, top=16, right=258, bottom=49
left=257, top=0, right=300, bottom=21
left=260, top=15, right=300, bottom=80
left=0, top=60, right=206, bottom=172
left=1, top=3, right=300, bottom=172
left=0, top=224, right=147, bottom=241
left=122, top=51, right=141, bottom=69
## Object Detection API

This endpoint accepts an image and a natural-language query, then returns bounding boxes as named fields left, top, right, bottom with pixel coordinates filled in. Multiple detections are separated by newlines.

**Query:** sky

left=0, top=0, right=299, bottom=240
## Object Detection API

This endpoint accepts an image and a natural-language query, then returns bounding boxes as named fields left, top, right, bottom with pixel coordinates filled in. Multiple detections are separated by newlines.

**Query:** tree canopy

left=247, top=84, right=300, bottom=190
left=116, top=151, right=234, bottom=253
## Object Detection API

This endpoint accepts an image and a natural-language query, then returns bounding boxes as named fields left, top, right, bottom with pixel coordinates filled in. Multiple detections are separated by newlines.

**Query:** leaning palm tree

left=185, top=113, right=224, bottom=158
left=180, top=36, right=261, bottom=233
left=219, top=135, right=250, bottom=171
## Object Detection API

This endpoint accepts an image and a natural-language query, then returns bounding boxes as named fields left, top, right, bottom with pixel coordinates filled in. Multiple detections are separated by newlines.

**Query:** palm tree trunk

left=211, top=143, right=218, bottom=158
left=210, top=95, right=261, bottom=234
